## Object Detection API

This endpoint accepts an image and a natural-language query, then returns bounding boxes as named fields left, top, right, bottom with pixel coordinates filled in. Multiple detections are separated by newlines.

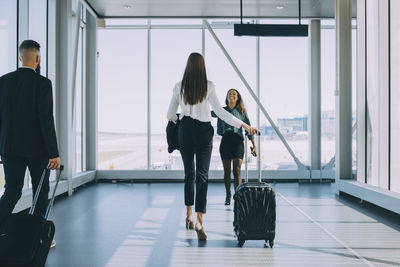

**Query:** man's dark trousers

left=0, top=155, right=49, bottom=224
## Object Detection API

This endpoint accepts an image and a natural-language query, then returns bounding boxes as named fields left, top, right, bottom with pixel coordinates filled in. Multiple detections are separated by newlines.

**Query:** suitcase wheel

left=238, top=239, right=245, bottom=247
left=265, top=240, right=274, bottom=248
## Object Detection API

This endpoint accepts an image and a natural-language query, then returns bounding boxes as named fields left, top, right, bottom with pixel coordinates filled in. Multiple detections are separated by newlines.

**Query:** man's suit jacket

left=0, top=68, right=59, bottom=159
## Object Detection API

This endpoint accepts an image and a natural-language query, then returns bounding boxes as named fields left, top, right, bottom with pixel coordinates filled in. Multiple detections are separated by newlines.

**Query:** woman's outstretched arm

left=167, top=84, right=179, bottom=123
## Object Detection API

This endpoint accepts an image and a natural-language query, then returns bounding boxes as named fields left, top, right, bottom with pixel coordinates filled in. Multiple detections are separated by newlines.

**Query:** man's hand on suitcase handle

left=47, top=157, right=61, bottom=170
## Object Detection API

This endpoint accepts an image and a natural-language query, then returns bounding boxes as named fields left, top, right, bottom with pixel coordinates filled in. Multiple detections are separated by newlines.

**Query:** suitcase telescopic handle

left=258, top=134, right=261, bottom=183
left=45, top=165, right=64, bottom=220
left=30, top=165, right=64, bottom=219
left=244, top=133, right=262, bottom=183
left=245, top=137, right=248, bottom=183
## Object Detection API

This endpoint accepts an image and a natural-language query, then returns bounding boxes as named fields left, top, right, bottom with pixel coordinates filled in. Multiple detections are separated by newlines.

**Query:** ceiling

left=84, top=0, right=357, bottom=19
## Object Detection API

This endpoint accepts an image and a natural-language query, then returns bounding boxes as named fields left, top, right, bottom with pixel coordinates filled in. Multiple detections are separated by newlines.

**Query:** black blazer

left=166, top=115, right=180, bottom=153
left=0, top=68, right=59, bottom=159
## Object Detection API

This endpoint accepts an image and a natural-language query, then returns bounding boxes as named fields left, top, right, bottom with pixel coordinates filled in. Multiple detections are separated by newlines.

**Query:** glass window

left=390, top=0, right=400, bottom=193
left=205, top=29, right=257, bottom=170
left=0, top=0, right=17, bottom=76
left=98, top=29, right=148, bottom=170
left=28, top=0, right=48, bottom=76
left=366, top=0, right=382, bottom=187
left=321, top=28, right=336, bottom=166
left=151, top=29, right=201, bottom=170
left=0, top=0, right=17, bottom=191
left=260, top=36, right=309, bottom=170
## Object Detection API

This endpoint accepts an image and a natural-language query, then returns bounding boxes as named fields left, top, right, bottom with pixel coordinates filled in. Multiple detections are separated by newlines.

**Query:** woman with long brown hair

left=167, top=53, right=258, bottom=240
left=213, top=89, right=257, bottom=206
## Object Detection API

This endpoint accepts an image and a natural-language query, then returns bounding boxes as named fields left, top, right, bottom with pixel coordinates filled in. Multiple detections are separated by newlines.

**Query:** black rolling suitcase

left=233, top=135, right=276, bottom=247
left=0, top=165, right=64, bottom=267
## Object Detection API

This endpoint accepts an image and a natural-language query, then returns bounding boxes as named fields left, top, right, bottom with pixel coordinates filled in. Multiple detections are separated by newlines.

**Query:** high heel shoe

left=195, top=223, right=207, bottom=241
left=185, top=216, right=194, bottom=229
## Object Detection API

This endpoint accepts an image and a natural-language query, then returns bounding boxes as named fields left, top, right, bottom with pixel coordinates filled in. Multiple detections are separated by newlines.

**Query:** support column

left=309, top=20, right=321, bottom=170
left=356, top=0, right=366, bottom=185
left=85, top=10, right=97, bottom=170
left=335, top=0, right=353, bottom=188
left=56, top=0, right=73, bottom=194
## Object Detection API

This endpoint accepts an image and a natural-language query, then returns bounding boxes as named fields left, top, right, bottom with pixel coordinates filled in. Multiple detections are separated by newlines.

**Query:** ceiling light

left=123, top=5, right=132, bottom=9
left=276, top=5, right=285, bottom=10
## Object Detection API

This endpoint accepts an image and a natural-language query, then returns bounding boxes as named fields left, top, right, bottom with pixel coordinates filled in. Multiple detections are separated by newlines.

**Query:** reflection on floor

left=46, top=182, right=400, bottom=267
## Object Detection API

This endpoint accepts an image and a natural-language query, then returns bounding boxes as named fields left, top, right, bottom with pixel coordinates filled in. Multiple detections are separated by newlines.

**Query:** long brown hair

left=225, top=89, right=246, bottom=115
left=181, top=53, right=208, bottom=105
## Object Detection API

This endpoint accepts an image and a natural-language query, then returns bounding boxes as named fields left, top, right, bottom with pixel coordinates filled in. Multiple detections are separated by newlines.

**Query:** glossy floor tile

left=46, top=182, right=400, bottom=267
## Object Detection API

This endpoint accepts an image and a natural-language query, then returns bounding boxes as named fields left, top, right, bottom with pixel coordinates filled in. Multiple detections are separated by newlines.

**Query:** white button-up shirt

left=167, top=80, right=243, bottom=128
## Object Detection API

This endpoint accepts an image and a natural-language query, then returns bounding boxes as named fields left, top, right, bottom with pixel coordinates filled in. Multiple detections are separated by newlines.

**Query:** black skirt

left=219, top=132, right=244, bottom=160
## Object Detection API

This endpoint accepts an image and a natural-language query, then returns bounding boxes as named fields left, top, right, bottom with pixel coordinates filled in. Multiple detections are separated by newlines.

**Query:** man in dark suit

left=0, top=40, right=61, bottom=227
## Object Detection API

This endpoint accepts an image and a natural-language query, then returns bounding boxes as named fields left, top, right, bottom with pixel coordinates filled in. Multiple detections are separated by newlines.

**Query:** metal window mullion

left=71, top=4, right=82, bottom=175
left=105, top=24, right=232, bottom=30
left=256, top=33, right=260, bottom=172
left=364, top=0, right=368, bottom=184
left=388, top=0, right=391, bottom=190
left=78, top=0, right=98, bottom=18
left=81, top=28, right=85, bottom=172
left=147, top=19, right=151, bottom=170
left=202, top=25, right=205, bottom=57
left=104, top=24, right=356, bottom=30
left=378, top=1, right=381, bottom=188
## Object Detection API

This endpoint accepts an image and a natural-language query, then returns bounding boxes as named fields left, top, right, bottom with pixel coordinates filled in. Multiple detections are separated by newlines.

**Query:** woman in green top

left=213, top=89, right=257, bottom=205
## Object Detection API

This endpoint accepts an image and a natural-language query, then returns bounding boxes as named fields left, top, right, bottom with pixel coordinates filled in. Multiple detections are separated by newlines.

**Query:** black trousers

left=178, top=117, right=213, bottom=213
left=0, top=155, right=49, bottom=224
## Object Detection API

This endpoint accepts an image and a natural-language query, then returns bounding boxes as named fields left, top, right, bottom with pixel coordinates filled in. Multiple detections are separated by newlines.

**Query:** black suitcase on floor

left=0, top=165, right=64, bottom=267
left=233, top=136, right=276, bottom=247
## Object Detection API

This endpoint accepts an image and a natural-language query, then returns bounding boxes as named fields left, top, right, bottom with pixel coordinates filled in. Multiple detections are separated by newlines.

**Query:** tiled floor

left=46, top=182, right=400, bottom=267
